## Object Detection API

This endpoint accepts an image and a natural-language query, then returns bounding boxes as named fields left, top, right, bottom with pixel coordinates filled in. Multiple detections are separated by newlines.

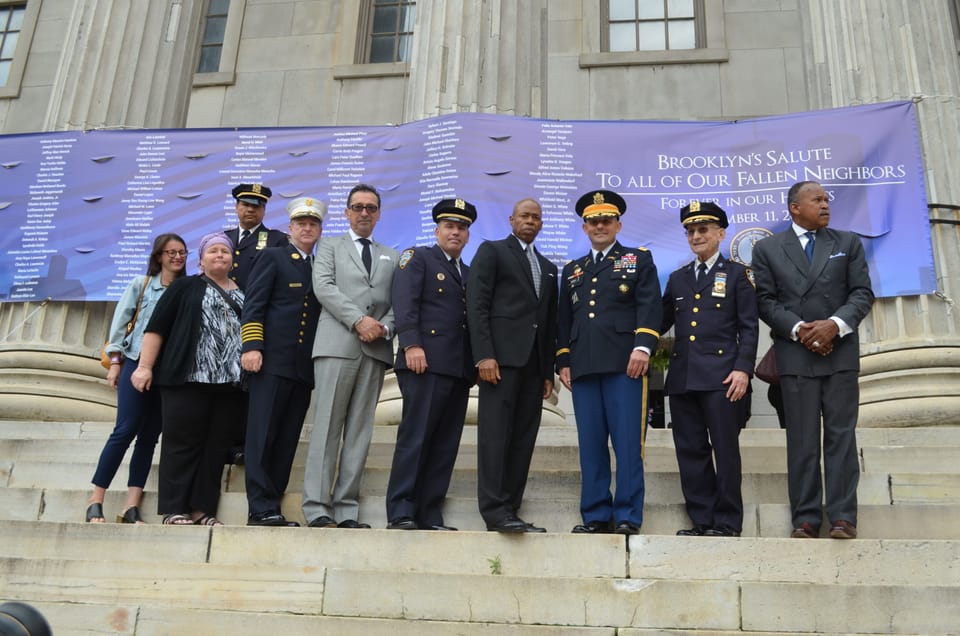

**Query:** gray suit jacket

left=311, top=233, right=399, bottom=366
left=751, top=227, right=874, bottom=376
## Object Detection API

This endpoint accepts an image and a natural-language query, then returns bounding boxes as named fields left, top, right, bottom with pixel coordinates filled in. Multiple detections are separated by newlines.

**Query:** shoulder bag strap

left=201, top=275, right=243, bottom=318
left=125, top=276, right=150, bottom=336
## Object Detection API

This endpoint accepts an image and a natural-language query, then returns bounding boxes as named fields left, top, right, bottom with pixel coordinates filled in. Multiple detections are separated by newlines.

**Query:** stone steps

left=2, top=420, right=960, bottom=635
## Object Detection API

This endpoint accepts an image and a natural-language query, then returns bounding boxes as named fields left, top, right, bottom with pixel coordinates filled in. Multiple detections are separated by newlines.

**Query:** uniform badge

left=291, top=252, right=301, bottom=259
left=712, top=271, right=727, bottom=298
left=256, top=231, right=268, bottom=250
left=398, top=248, right=414, bottom=269
left=745, top=268, right=756, bottom=288
left=437, top=272, right=446, bottom=281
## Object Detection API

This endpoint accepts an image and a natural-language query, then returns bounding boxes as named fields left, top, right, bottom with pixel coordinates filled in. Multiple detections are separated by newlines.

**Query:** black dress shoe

left=248, top=512, right=300, bottom=527
left=387, top=517, right=418, bottom=530
left=307, top=515, right=338, bottom=528
left=337, top=519, right=371, bottom=529
left=227, top=446, right=245, bottom=466
left=676, top=525, right=710, bottom=536
left=614, top=521, right=640, bottom=535
left=704, top=526, right=740, bottom=537
left=426, top=524, right=458, bottom=531
left=487, top=517, right=528, bottom=533
left=572, top=520, right=613, bottom=534
left=523, top=521, right=547, bottom=533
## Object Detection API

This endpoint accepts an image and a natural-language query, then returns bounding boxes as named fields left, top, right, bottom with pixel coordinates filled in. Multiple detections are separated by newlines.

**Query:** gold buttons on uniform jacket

left=690, top=321, right=697, bottom=327
left=592, top=277, right=598, bottom=283
left=689, top=335, right=696, bottom=341
left=588, top=312, right=596, bottom=319
left=589, top=300, right=596, bottom=306
left=692, top=307, right=699, bottom=313
left=694, top=293, right=701, bottom=299
left=590, top=289, right=597, bottom=295
left=718, top=349, right=724, bottom=355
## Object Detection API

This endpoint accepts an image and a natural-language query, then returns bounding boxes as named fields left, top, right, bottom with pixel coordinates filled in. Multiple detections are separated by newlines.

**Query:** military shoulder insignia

left=638, top=246, right=649, bottom=252
left=291, top=252, right=301, bottom=259
left=398, top=248, right=415, bottom=269
left=745, top=267, right=756, bottom=288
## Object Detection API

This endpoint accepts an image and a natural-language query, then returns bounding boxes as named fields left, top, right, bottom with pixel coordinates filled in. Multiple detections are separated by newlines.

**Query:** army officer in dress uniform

left=556, top=190, right=662, bottom=535
left=225, top=183, right=289, bottom=291
left=240, top=196, right=326, bottom=526
left=661, top=201, right=758, bottom=537
left=385, top=198, right=477, bottom=531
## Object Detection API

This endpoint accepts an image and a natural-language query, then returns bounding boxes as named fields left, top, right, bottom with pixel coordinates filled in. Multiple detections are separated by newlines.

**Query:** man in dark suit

left=225, top=183, right=288, bottom=291
left=661, top=201, right=758, bottom=537
left=301, top=183, right=398, bottom=529
left=466, top=198, right=558, bottom=533
left=751, top=180, right=874, bottom=540
left=556, top=190, right=661, bottom=536
left=240, top=197, right=325, bottom=527
left=385, top=198, right=477, bottom=531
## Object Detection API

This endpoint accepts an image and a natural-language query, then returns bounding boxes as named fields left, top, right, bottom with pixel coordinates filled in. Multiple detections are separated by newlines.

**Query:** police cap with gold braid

left=432, top=197, right=477, bottom=226
left=232, top=183, right=272, bottom=206
left=680, top=200, right=728, bottom=228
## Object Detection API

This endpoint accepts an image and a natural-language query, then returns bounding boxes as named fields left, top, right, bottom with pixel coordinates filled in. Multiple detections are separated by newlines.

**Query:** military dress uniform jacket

left=661, top=255, right=759, bottom=395
left=556, top=242, right=661, bottom=381
left=226, top=225, right=289, bottom=290
left=393, top=245, right=473, bottom=380
left=240, top=245, right=321, bottom=387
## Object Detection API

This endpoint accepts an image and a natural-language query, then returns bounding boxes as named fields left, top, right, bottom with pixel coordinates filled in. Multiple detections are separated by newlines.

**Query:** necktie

left=449, top=257, right=462, bottom=282
left=305, top=254, right=312, bottom=269
left=595, top=251, right=603, bottom=265
left=526, top=245, right=542, bottom=298
left=240, top=229, right=250, bottom=243
left=804, top=231, right=816, bottom=262
left=697, top=262, right=707, bottom=281
left=359, top=238, right=372, bottom=274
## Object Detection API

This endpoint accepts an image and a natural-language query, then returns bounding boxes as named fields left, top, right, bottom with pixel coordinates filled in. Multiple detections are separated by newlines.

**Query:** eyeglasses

left=349, top=203, right=380, bottom=214
left=163, top=249, right=188, bottom=258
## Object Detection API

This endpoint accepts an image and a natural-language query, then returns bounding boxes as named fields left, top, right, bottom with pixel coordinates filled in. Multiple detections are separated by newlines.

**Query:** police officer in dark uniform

left=557, top=190, right=662, bottom=535
left=385, top=198, right=477, bottom=531
left=225, top=183, right=288, bottom=291
left=661, top=200, right=759, bottom=537
left=240, top=196, right=326, bottom=526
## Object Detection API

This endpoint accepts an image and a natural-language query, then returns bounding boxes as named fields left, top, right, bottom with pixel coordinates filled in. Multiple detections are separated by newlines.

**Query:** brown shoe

left=829, top=520, right=857, bottom=539
left=791, top=522, right=819, bottom=539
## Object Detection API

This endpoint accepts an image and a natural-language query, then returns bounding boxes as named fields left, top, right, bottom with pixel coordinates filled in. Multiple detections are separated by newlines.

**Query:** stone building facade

left=0, top=0, right=958, bottom=425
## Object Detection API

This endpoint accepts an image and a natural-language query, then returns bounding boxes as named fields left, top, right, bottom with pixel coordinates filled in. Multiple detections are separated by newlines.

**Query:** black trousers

left=244, top=372, right=311, bottom=516
left=157, top=384, right=245, bottom=516
left=476, top=349, right=543, bottom=526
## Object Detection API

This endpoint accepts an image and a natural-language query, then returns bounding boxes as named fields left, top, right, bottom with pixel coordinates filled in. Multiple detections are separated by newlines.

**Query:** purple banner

left=0, top=101, right=931, bottom=301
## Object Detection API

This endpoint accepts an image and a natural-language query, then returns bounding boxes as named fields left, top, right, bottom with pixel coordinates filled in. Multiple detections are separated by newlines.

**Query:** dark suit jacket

left=240, top=245, right=321, bottom=386
left=466, top=235, right=558, bottom=381
left=556, top=242, right=662, bottom=381
left=751, top=227, right=874, bottom=376
left=661, top=254, right=758, bottom=394
left=226, top=225, right=289, bottom=290
left=392, top=245, right=473, bottom=380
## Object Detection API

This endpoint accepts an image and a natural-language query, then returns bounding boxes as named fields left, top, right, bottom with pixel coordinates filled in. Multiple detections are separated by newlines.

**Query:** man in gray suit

left=751, top=180, right=874, bottom=540
left=302, top=183, right=399, bottom=529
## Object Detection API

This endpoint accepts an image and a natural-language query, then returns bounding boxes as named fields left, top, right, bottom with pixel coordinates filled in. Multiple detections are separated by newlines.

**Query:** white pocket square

left=828, top=252, right=847, bottom=259
left=379, top=254, right=392, bottom=260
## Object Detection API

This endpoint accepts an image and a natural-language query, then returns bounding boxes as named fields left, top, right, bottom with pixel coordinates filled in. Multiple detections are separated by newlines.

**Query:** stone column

left=403, top=0, right=547, bottom=120
left=0, top=1, right=204, bottom=421
left=800, top=0, right=960, bottom=425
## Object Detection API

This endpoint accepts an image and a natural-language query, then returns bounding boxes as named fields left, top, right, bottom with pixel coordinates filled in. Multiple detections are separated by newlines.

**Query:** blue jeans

left=91, top=359, right=162, bottom=489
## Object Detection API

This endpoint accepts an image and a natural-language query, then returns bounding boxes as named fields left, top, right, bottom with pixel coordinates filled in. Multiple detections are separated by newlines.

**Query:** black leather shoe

left=307, top=515, right=338, bottom=528
left=572, top=520, right=612, bottom=534
left=614, top=521, right=640, bottom=535
left=337, top=519, right=371, bottom=529
left=523, top=521, right=547, bottom=533
left=704, top=526, right=740, bottom=537
left=487, top=517, right=528, bottom=533
left=426, top=524, right=458, bottom=531
left=676, top=525, right=710, bottom=536
left=248, top=512, right=300, bottom=527
left=227, top=446, right=245, bottom=466
left=387, top=517, right=418, bottom=530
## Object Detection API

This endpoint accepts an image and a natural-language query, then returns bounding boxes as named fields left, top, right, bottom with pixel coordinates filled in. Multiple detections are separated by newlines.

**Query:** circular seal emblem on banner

left=730, top=227, right=773, bottom=266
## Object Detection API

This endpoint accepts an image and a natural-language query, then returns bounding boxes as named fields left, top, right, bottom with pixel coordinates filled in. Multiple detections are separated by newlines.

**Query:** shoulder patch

left=398, top=248, right=415, bottom=270
left=290, top=251, right=301, bottom=260
left=638, top=246, right=649, bottom=252
left=745, top=268, right=756, bottom=288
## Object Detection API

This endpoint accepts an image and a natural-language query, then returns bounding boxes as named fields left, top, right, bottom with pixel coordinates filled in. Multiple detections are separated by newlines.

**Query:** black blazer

left=466, top=235, right=558, bottom=381
left=752, top=227, right=874, bottom=376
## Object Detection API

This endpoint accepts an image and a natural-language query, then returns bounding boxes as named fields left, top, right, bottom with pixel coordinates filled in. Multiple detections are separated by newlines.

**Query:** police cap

left=432, top=198, right=476, bottom=226
left=575, top=190, right=626, bottom=220
left=680, top=200, right=728, bottom=228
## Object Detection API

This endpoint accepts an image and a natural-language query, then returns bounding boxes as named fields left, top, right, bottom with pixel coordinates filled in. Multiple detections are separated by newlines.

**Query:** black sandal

left=85, top=503, right=105, bottom=523
left=117, top=506, right=144, bottom=524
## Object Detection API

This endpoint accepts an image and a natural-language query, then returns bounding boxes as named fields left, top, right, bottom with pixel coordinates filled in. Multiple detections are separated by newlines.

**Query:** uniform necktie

left=526, top=244, right=542, bottom=298
left=359, top=237, right=372, bottom=274
left=595, top=250, right=604, bottom=265
left=804, top=231, right=816, bottom=262
left=697, top=262, right=707, bottom=281
left=305, top=254, right=312, bottom=269
left=240, top=229, right=250, bottom=243
left=449, top=257, right=462, bottom=282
